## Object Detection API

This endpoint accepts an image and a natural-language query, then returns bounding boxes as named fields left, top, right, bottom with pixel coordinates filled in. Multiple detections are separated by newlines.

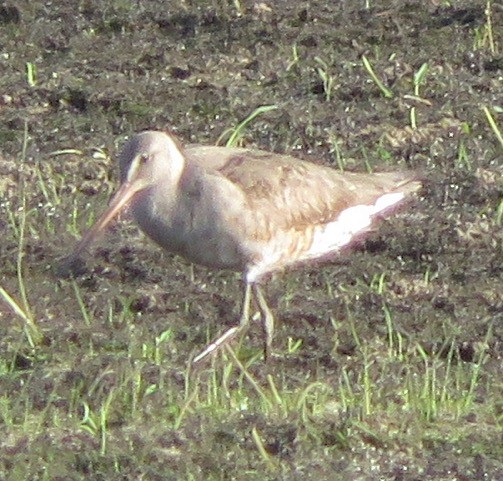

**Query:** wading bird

left=62, top=131, right=420, bottom=362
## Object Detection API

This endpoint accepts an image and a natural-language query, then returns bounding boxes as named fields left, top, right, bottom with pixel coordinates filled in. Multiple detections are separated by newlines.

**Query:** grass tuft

left=218, top=105, right=279, bottom=147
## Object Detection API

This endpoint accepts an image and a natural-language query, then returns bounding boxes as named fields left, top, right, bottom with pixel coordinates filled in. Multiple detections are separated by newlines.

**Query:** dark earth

left=0, top=1, right=502, bottom=480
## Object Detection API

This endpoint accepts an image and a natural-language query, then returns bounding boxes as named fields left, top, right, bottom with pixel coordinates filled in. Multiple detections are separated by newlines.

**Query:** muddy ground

left=0, top=1, right=502, bottom=480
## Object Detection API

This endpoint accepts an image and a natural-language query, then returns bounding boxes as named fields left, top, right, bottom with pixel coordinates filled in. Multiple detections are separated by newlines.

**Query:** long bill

left=70, top=178, right=147, bottom=258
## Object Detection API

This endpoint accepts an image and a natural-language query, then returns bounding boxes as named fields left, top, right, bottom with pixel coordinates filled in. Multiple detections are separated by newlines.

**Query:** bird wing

left=185, top=145, right=251, bottom=170
left=209, top=149, right=418, bottom=233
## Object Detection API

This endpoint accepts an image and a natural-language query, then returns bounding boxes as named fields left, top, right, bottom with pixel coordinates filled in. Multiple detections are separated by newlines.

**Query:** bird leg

left=192, top=282, right=275, bottom=364
left=192, top=325, right=239, bottom=364
left=253, top=284, right=275, bottom=361
left=239, top=282, right=252, bottom=327
left=192, top=282, right=252, bottom=364
left=241, top=282, right=275, bottom=360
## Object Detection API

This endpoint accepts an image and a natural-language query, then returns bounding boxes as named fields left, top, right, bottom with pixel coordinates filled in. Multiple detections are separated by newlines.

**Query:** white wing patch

left=308, top=191, right=405, bottom=257
left=246, top=191, right=405, bottom=283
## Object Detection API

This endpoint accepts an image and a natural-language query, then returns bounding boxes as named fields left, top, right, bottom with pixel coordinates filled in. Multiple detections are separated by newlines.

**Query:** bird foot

left=192, top=326, right=240, bottom=364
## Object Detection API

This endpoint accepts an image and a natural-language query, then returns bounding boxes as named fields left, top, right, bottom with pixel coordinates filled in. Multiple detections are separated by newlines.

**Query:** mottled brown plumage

left=64, top=131, right=421, bottom=362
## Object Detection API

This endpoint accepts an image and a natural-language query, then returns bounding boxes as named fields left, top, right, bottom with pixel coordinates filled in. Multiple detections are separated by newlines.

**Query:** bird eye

left=139, top=153, right=149, bottom=164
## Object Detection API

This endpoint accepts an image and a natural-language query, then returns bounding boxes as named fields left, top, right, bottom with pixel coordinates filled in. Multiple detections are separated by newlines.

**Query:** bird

left=62, top=130, right=421, bottom=362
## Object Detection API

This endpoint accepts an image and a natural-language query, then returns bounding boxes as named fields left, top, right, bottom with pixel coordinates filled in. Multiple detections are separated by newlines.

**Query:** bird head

left=65, top=131, right=186, bottom=260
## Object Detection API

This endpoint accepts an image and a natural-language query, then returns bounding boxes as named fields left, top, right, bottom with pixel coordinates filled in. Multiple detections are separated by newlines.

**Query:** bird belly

left=132, top=199, right=248, bottom=272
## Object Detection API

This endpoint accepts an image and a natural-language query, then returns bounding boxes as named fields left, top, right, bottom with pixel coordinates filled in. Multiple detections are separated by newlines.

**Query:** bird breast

left=130, top=171, right=253, bottom=272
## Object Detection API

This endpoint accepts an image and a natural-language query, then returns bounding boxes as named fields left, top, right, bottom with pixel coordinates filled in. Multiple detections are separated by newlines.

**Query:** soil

left=0, top=1, right=502, bottom=480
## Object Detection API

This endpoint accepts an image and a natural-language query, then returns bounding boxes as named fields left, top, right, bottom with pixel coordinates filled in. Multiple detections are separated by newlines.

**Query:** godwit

left=62, top=131, right=421, bottom=362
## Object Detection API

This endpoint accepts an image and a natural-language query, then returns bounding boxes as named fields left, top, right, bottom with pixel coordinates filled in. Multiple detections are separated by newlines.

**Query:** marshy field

left=0, top=1, right=502, bottom=479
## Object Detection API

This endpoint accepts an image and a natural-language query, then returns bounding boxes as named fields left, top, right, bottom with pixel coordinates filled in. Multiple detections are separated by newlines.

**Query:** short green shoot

left=79, top=389, right=114, bottom=454
left=140, top=328, right=172, bottom=365
left=360, top=145, right=373, bottom=173
left=17, top=124, right=33, bottom=319
left=314, top=56, right=336, bottom=102
left=224, top=345, right=273, bottom=409
left=71, top=280, right=93, bottom=326
left=48, top=148, right=86, bottom=157
left=106, top=295, right=132, bottom=326
left=413, top=63, right=429, bottom=97
left=296, top=381, right=331, bottom=423
left=80, top=401, right=99, bottom=436
left=0, top=397, right=13, bottom=426
left=327, top=131, right=346, bottom=171
left=99, top=390, right=115, bottom=455
left=473, top=1, right=496, bottom=54
left=34, top=162, right=60, bottom=208
left=376, top=144, right=392, bottom=162
left=218, top=105, right=279, bottom=147
left=266, top=374, right=287, bottom=416
left=362, top=349, right=373, bottom=415
left=2, top=121, right=43, bottom=346
left=361, top=55, right=393, bottom=98
left=382, top=302, right=405, bottom=360
left=456, top=137, right=471, bottom=170
left=482, top=106, right=503, bottom=150
left=464, top=321, right=492, bottom=407
left=495, top=197, right=503, bottom=225
left=251, top=426, right=279, bottom=472
left=406, top=63, right=429, bottom=128
left=0, top=286, right=40, bottom=347
left=154, top=329, right=173, bottom=365
left=286, top=336, right=303, bottom=355
left=232, top=0, right=244, bottom=16
left=369, top=272, right=387, bottom=294
left=410, top=106, right=417, bottom=130
left=286, top=43, right=299, bottom=72
left=346, top=303, right=362, bottom=350
left=339, top=367, right=356, bottom=412
left=25, top=62, right=37, bottom=87
left=423, top=265, right=438, bottom=285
